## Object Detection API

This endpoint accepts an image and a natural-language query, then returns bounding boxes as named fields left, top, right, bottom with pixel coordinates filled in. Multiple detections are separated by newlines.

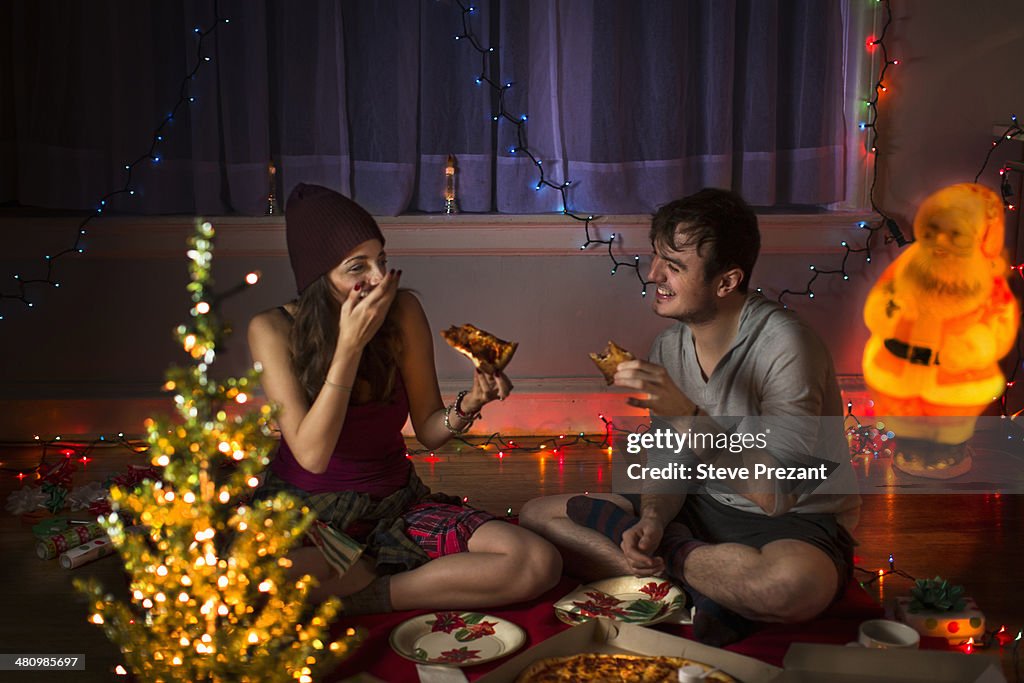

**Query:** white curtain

left=1, top=0, right=848, bottom=216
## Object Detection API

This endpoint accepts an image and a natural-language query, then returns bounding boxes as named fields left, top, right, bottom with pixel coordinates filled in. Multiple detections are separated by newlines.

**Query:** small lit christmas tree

left=75, top=221, right=360, bottom=682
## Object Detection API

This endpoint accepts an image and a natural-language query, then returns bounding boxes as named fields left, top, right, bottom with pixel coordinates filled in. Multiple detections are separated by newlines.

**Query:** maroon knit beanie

left=285, top=183, right=386, bottom=294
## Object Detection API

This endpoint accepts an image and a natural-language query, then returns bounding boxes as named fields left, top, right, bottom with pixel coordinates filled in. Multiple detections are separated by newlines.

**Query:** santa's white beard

left=900, top=249, right=993, bottom=317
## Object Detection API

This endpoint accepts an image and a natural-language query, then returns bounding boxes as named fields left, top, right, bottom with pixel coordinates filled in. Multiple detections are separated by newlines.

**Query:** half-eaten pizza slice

left=441, top=324, right=518, bottom=374
left=589, top=340, right=636, bottom=384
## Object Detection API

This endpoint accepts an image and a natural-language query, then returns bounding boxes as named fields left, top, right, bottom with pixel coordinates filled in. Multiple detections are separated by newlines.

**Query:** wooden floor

left=1, top=441, right=1022, bottom=681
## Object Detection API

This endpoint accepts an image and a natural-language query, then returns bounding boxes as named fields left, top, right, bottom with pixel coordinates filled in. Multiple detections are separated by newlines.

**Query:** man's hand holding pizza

left=614, top=359, right=698, bottom=417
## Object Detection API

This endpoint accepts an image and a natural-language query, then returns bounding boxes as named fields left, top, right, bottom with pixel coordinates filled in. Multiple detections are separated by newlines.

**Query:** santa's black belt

left=884, top=338, right=939, bottom=366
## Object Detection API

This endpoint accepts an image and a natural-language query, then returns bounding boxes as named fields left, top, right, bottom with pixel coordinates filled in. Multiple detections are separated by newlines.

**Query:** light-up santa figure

left=862, top=183, right=1019, bottom=477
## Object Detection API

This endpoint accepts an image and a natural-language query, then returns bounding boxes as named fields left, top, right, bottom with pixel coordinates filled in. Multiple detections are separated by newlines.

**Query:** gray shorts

left=623, top=493, right=855, bottom=599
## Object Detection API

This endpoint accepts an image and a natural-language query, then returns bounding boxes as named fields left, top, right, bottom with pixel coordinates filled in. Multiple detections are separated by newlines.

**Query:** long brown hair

left=288, top=277, right=403, bottom=405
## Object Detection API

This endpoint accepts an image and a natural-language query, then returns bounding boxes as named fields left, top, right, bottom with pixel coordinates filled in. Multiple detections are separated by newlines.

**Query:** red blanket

left=326, top=578, right=947, bottom=682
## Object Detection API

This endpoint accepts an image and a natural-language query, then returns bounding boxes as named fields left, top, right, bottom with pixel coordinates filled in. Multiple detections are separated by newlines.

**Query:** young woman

left=247, top=183, right=561, bottom=615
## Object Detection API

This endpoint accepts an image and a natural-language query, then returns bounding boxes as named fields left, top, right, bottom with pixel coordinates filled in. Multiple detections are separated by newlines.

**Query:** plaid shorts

left=401, top=502, right=496, bottom=559
left=253, top=469, right=498, bottom=573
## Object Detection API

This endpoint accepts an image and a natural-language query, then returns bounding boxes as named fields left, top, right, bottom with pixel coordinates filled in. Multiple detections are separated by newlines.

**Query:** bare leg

left=521, top=493, right=841, bottom=624
left=388, top=521, right=562, bottom=610
left=284, top=522, right=560, bottom=612
left=284, top=546, right=377, bottom=604
left=680, top=539, right=840, bottom=623
left=518, top=493, right=636, bottom=581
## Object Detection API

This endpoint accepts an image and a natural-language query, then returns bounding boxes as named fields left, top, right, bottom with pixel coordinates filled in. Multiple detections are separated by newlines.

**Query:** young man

left=519, top=188, right=861, bottom=645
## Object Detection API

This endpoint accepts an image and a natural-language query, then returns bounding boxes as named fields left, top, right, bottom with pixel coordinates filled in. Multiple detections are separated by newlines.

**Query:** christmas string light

left=985, top=128, right=1020, bottom=431
left=0, top=4, right=230, bottom=321
left=860, top=0, right=909, bottom=247
left=1, top=258, right=258, bottom=482
left=844, top=401, right=896, bottom=460
left=976, top=117, right=1024, bottom=417
left=1001, top=160, right=1024, bottom=212
left=974, top=114, right=1022, bottom=200
left=777, top=0, right=909, bottom=307
left=451, top=0, right=652, bottom=296
left=15, top=397, right=887, bottom=480
left=402, top=414, right=617, bottom=458
left=1001, top=341, right=1022, bottom=418
left=854, top=555, right=914, bottom=587
left=0, top=434, right=148, bottom=482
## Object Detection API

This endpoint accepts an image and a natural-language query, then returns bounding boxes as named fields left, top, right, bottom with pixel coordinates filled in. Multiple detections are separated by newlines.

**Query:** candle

left=266, top=162, right=278, bottom=215
left=444, top=154, right=458, bottom=214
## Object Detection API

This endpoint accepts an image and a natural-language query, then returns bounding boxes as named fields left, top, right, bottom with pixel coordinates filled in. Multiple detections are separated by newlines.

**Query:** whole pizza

left=515, top=653, right=739, bottom=682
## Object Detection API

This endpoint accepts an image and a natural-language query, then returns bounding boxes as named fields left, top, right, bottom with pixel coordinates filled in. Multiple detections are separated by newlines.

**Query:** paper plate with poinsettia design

left=554, top=576, right=688, bottom=626
left=389, top=612, right=526, bottom=667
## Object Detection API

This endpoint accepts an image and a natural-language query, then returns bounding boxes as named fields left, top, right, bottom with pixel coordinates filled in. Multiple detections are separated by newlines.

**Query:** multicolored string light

left=855, top=551, right=914, bottom=587
left=403, top=414, right=618, bottom=459
left=844, top=401, right=896, bottom=460
left=7, top=398, right=910, bottom=481
left=1, top=259, right=257, bottom=483
left=0, top=4, right=229, bottom=321
left=776, top=0, right=909, bottom=307
left=975, top=115, right=1022, bottom=205
left=982, top=123, right=1020, bottom=422
left=0, top=434, right=148, bottom=483
left=3, top=412, right=620, bottom=484
left=978, top=115, right=1024, bottom=418
left=451, top=0, right=652, bottom=295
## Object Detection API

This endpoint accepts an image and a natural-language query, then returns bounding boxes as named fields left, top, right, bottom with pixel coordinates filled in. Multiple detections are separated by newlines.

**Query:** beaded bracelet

left=444, top=391, right=481, bottom=435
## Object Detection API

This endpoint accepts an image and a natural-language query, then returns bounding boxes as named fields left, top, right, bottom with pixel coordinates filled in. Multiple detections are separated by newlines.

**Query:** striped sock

left=659, top=526, right=754, bottom=646
left=659, top=523, right=707, bottom=582
left=689, top=587, right=757, bottom=647
left=565, top=496, right=639, bottom=545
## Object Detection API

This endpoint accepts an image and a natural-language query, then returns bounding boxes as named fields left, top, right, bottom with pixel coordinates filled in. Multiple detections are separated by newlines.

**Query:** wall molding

left=0, top=376, right=869, bottom=439
left=1, top=375, right=867, bottom=401
left=4, top=212, right=875, bottom=259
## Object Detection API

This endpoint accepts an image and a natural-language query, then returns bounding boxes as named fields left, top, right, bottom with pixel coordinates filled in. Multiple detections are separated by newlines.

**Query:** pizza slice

left=441, top=324, right=518, bottom=374
left=589, top=341, right=636, bottom=385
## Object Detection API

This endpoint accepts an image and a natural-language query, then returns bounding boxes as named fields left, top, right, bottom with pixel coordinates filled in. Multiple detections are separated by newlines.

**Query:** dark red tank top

left=269, top=309, right=412, bottom=497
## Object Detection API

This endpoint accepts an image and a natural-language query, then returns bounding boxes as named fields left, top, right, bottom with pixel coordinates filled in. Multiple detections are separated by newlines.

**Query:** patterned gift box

left=896, top=596, right=985, bottom=644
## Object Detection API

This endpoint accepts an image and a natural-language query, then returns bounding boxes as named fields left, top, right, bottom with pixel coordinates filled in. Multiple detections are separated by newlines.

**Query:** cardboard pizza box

left=476, top=618, right=781, bottom=683
left=778, top=643, right=1005, bottom=682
